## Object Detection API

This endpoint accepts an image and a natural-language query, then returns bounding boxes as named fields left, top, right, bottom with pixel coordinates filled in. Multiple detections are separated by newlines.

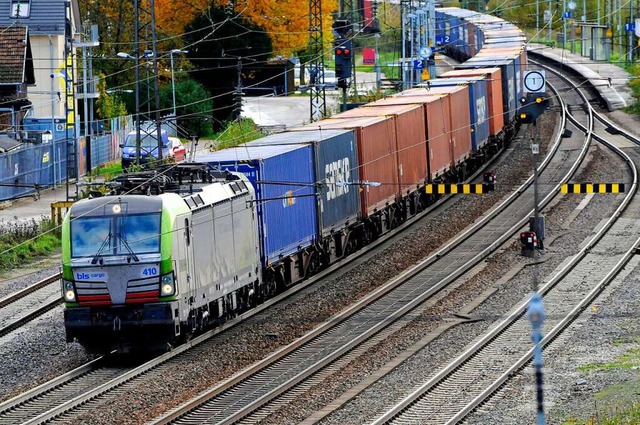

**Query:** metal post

left=528, top=292, right=546, bottom=425
left=563, top=0, right=567, bottom=49
left=170, top=51, right=177, bottom=117
left=408, top=13, right=416, bottom=87
left=374, top=33, right=381, bottom=90
left=49, top=35, right=57, bottom=188
left=134, top=0, right=141, bottom=166
left=82, top=45, right=91, bottom=173
left=401, top=4, right=407, bottom=89
left=549, top=0, right=553, bottom=40
left=532, top=121, right=539, bottom=230
left=536, top=0, right=540, bottom=37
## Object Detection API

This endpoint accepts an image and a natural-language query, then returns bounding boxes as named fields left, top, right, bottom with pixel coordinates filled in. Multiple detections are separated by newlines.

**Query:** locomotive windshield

left=71, top=213, right=161, bottom=259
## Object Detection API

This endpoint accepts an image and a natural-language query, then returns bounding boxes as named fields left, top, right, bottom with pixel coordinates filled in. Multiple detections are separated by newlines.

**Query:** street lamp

left=116, top=50, right=159, bottom=166
left=106, top=89, right=133, bottom=94
left=169, top=49, right=188, bottom=117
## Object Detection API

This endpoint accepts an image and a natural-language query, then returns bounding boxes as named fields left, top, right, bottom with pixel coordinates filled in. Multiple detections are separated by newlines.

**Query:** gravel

left=1, top=110, right=637, bottom=424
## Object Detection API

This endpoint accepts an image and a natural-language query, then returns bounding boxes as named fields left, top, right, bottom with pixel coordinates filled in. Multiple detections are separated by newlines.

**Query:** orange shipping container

left=291, top=116, right=399, bottom=218
left=393, top=86, right=472, bottom=167
left=368, top=95, right=453, bottom=180
left=332, top=104, right=428, bottom=195
left=440, top=67, right=505, bottom=137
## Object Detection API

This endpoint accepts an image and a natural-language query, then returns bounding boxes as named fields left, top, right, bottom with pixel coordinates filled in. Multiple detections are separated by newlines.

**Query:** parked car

left=168, top=137, right=186, bottom=163
left=322, top=69, right=338, bottom=89
left=294, top=63, right=311, bottom=89
left=120, top=129, right=171, bottom=169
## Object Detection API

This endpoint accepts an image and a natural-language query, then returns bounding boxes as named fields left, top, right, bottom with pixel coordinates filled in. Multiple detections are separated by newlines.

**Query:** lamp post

left=117, top=50, right=157, bottom=166
left=169, top=49, right=188, bottom=117
left=374, top=33, right=381, bottom=90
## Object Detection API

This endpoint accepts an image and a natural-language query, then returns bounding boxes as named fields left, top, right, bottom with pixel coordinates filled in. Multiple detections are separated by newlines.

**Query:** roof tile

left=0, top=26, right=28, bottom=84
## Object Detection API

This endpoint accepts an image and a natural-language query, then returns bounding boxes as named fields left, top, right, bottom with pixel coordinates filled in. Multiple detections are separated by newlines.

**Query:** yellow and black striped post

left=560, top=183, right=625, bottom=194
left=425, top=183, right=491, bottom=194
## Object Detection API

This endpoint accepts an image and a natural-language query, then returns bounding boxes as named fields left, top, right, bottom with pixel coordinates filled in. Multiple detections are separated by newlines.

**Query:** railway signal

left=334, top=39, right=352, bottom=87
left=516, top=94, right=551, bottom=124
left=483, top=172, right=496, bottom=190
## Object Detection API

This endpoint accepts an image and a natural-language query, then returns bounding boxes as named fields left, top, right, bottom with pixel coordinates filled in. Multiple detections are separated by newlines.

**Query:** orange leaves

left=213, top=0, right=339, bottom=57
left=154, top=0, right=210, bottom=36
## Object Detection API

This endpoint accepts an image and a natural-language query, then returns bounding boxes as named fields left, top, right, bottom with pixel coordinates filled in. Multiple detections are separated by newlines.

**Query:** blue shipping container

left=458, top=57, right=519, bottom=123
left=196, top=144, right=318, bottom=267
left=426, top=77, right=490, bottom=151
left=245, top=129, right=360, bottom=237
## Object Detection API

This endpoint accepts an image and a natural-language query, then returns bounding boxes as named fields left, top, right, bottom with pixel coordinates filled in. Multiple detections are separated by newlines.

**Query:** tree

left=159, top=78, right=214, bottom=137
left=184, top=6, right=273, bottom=126
left=95, top=73, right=128, bottom=128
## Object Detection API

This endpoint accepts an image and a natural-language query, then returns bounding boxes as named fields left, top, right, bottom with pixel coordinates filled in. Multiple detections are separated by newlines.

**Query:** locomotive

left=62, top=7, right=529, bottom=353
left=62, top=165, right=266, bottom=352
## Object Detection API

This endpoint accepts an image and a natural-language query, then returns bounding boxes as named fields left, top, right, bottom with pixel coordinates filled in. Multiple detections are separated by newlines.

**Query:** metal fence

left=0, top=115, right=134, bottom=201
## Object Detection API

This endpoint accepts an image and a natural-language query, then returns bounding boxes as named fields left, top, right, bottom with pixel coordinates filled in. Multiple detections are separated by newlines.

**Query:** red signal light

left=336, top=48, right=343, bottom=55
left=343, top=49, right=350, bottom=55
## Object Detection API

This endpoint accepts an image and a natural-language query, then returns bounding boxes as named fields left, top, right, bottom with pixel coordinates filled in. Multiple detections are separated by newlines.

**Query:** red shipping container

left=332, top=104, right=428, bottom=195
left=394, top=86, right=472, bottom=167
left=467, top=22, right=477, bottom=56
left=291, top=116, right=399, bottom=218
left=440, top=67, right=505, bottom=137
left=368, top=95, right=453, bottom=181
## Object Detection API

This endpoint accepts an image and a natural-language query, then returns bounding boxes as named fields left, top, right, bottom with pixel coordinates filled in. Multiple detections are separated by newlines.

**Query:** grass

left=88, top=161, right=122, bottom=181
left=558, top=344, right=640, bottom=424
left=0, top=217, right=61, bottom=271
left=577, top=348, right=640, bottom=371
left=207, top=118, right=264, bottom=151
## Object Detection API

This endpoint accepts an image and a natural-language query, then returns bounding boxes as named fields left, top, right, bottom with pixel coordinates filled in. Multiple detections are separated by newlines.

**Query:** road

left=241, top=71, right=378, bottom=129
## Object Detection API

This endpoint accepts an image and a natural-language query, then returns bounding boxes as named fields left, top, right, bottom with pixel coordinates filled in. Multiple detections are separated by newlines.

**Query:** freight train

left=62, top=8, right=530, bottom=353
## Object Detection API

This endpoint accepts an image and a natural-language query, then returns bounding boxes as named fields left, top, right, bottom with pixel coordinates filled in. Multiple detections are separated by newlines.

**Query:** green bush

left=0, top=217, right=61, bottom=271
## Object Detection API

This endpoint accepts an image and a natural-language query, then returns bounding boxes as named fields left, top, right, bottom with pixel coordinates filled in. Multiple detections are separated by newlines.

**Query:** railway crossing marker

left=560, top=183, right=625, bottom=193
left=425, top=183, right=493, bottom=194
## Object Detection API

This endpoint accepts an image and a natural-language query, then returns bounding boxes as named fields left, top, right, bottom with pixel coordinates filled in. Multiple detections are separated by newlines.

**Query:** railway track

left=142, top=80, right=589, bottom=424
left=0, top=155, right=500, bottom=424
left=0, top=81, right=569, bottom=424
left=0, top=272, right=61, bottom=338
left=370, top=63, right=640, bottom=424
left=2, top=69, right=620, bottom=425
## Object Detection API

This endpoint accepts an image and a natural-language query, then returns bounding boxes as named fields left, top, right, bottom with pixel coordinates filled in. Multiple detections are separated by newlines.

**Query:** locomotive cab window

left=71, top=213, right=161, bottom=259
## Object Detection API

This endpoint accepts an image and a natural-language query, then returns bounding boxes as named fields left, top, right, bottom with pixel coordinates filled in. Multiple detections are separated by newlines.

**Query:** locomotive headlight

left=62, top=280, right=76, bottom=302
left=160, top=273, right=175, bottom=296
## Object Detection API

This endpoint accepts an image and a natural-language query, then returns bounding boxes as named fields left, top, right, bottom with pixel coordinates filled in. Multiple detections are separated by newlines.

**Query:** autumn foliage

left=153, top=0, right=339, bottom=57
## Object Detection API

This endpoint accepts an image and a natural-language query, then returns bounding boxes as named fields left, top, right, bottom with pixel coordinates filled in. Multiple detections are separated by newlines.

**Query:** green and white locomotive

left=62, top=165, right=262, bottom=353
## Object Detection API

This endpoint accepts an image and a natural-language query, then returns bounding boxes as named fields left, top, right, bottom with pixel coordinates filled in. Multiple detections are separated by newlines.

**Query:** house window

left=10, top=1, right=30, bottom=18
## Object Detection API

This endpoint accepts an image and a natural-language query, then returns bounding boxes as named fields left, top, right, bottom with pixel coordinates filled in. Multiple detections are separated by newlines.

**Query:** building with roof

left=0, top=0, right=81, bottom=120
left=0, top=25, right=34, bottom=131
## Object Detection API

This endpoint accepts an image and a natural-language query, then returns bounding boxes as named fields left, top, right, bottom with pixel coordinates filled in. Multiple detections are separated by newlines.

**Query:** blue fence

left=0, top=115, right=133, bottom=201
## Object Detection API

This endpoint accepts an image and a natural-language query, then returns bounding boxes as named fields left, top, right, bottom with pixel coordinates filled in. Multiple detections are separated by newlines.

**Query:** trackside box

left=420, top=77, right=490, bottom=152
left=244, top=129, right=360, bottom=237
left=196, top=144, right=318, bottom=267
left=291, top=116, right=399, bottom=218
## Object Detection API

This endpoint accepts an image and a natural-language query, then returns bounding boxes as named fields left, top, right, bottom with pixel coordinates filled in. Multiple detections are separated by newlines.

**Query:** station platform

left=527, top=43, right=635, bottom=111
